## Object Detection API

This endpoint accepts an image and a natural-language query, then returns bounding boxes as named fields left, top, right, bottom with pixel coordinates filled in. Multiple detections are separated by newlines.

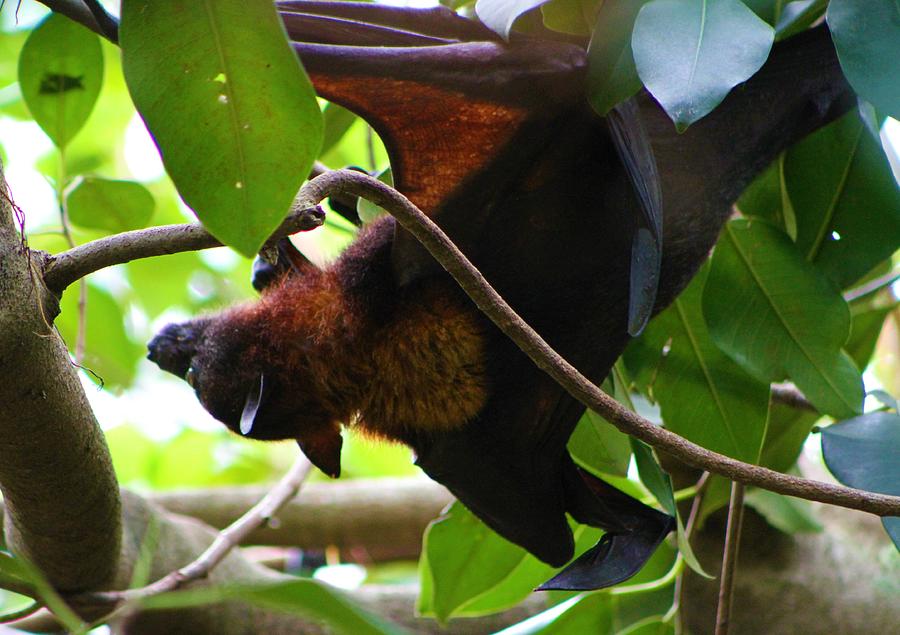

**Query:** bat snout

left=146, top=321, right=203, bottom=379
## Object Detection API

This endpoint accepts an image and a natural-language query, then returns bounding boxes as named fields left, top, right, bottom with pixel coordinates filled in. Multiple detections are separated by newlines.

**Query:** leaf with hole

left=703, top=219, right=864, bottom=419
left=120, top=0, right=323, bottom=256
left=17, top=13, right=103, bottom=148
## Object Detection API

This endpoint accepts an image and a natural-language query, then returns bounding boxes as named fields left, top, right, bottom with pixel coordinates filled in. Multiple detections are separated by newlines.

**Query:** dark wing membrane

left=282, top=7, right=587, bottom=283
left=607, top=98, right=663, bottom=337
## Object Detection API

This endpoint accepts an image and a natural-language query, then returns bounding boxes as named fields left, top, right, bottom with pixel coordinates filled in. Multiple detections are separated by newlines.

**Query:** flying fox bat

left=148, top=2, right=852, bottom=590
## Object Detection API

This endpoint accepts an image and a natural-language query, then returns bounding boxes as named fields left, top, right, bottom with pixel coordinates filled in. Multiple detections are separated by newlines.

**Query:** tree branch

left=149, top=478, right=452, bottom=560
left=296, top=169, right=900, bottom=518
left=714, top=482, right=745, bottom=635
left=72, top=457, right=312, bottom=609
left=41, top=205, right=324, bottom=294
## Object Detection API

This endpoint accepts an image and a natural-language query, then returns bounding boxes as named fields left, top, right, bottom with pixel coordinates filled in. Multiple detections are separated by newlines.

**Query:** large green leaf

left=736, top=154, right=797, bottom=239
left=418, top=502, right=532, bottom=621
left=568, top=409, right=632, bottom=477
left=586, top=0, right=647, bottom=116
left=775, top=0, right=826, bottom=40
left=637, top=266, right=770, bottom=463
left=827, top=0, right=900, bottom=120
left=120, top=0, right=323, bottom=256
left=821, top=412, right=900, bottom=549
left=785, top=113, right=900, bottom=289
left=67, top=177, right=155, bottom=233
left=541, top=0, right=596, bottom=36
left=476, top=0, right=551, bottom=39
left=703, top=219, right=864, bottom=419
left=17, top=13, right=104, bottom=148
left=846, top=303, right=897, bottom=370
left=140, top=579, right=403, bottom=635
left=632, top=0, right=774, bottom=131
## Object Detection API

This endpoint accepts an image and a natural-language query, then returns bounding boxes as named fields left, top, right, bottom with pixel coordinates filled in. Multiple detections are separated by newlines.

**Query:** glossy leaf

left=821, top=412, right=900, bottom=549
left=785, top=113, right=900, bottom=289
left=476, top=0, right=550, bottom=39
left=632, top=0, right=774, bottom=131
left=703, top=219, right=864, bottom=419
left=67, top=177, right=155, bottom=233
left=17, top=13, right=103, bottom=148
left=827, top=0, right=900, bottom=120
left=637, top=266, right=770, bottom=463
left=140, top=579, right=401, bottom=635
left=120, top=0, right=323, bottom=256
left=569, top=409, right=632, bottom=477
left=736, top=154, right=797, bottom=239
left=586, top=0, right=647, bottom=115
left=498, top=594, right=613, bottom=634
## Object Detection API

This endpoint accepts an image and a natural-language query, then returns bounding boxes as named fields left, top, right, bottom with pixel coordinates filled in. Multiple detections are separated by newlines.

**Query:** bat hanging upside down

left=147, top=2, right=852, bottom=590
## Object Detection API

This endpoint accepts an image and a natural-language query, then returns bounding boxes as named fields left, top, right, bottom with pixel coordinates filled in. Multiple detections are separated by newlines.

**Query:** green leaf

left=745, top=488, right=823, bottom=534
left=498, top=594, right=614, bottom=634
left=703, top=219, right=864, bottom=419
left=785, top=113, right=900, bottom=289
left=846, top=303, right=897, bottom=370
left=774, top=0, right=826, bottom=40
left=639, top=266, right=770, bottom=463
left=56, top=283, right=144, bottom=388
left=632, top=0, right=774, bottom=131
left=140, top=579, right=402, bottom=635
left=821, top=412, right=900, bottom=549
left=420, top=502, right=529, bottom=621
left=321, top=103, right=358, bottom=157
left=17, top=13, right=104, bottom=148
left=67, top=177, right=155, bottom=233
left=630, top=439, right=676, bottom=516
left=586, top=0, right=647, bottom=115
left=827, top=0, right=900, bottom=120
left=736, top=154, right=797, bottom=239
left=569, top=409, right=632, bottom=477
left=541, top=0, right=596, bottom=36
left=618, top=616, right=675, bottom=635
left=120, top=0, right=323, bottom=256
left=0, top=552, right=33, bottom=597
left=476, top=0, right=551, bottom=39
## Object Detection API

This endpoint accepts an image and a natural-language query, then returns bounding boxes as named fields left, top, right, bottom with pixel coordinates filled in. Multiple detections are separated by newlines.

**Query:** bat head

left=147, top=312, right=344, bottom=478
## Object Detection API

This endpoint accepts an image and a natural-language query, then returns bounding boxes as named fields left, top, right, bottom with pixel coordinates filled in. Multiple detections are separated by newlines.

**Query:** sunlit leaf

left=67, top=177, right=155, bottom=233
left=827, top=0, right=900, bottom=120
left=632, top=0, right=774, bottom=131
left=703, top=219, right=864, bottom=419
left=775, top=0, right=826, bottom=40
left=120, top=0, right=323, bottom=256
left=821, top=412, right=900, bottom=549
left=18, top=14, right=104, bottom=148
left=321, top=102, right=358, bottom=157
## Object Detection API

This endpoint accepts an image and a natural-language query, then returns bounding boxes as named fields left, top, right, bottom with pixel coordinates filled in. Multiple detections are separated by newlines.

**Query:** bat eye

left=185, top=366, right=198, bottom=388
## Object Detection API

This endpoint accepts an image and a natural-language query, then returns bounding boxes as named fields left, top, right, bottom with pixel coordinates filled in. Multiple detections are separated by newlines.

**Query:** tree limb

left=295, top=169, right=900, bottom=518
left=41, top=205, right=325, bottom=294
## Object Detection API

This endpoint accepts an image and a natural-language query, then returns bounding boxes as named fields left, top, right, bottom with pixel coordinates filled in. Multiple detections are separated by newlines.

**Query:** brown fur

left=237, top=218, right=489, bottom=442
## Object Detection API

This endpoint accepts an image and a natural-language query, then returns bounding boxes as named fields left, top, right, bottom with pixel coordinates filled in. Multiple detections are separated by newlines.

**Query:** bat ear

left=297, top=422, right=343, bottom=478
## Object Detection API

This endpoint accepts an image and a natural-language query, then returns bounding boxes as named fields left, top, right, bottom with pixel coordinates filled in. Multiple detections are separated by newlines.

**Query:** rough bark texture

left=0, top=169, right=121, bottom=592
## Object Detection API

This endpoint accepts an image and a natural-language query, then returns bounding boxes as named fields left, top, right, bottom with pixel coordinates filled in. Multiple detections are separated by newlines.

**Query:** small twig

left=770, top=382, right=817, bottom=412
left=42, top=206, right=325, bottom=293
left=671, top=472, right=710, bottom=633
left=714, top=482, right=745, bottom=635
left=70, top=456, right=312, bottom=610
left=295, top=169, right=900, bottom=518
left=81, top=0, right=118, bottom=43
left=844, top=270, right=900, bottom=303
